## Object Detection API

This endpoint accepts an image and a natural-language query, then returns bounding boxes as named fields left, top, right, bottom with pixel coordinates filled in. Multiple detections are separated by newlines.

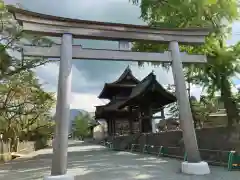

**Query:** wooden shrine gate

left=8, top=5, right=211, bottom=179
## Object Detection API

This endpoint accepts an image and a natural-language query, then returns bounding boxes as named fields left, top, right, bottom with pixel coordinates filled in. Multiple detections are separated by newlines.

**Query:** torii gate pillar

left=170, top=41, right=210, bottom=175
left=51, top=33, right=73, bottom=177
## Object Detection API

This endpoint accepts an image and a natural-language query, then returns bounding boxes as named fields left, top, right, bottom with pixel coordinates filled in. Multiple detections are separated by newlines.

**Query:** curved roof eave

left=118, top=72, right=177, bottom=109
left=97, top=83, right=109, bottom=99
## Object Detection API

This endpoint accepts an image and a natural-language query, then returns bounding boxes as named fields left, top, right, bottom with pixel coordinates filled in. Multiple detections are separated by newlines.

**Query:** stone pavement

left=0, top=141, right=239, bottom=180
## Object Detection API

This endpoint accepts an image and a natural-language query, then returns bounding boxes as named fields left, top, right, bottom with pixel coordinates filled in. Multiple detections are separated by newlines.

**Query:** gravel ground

left=0, top=141, right=239, bottom=180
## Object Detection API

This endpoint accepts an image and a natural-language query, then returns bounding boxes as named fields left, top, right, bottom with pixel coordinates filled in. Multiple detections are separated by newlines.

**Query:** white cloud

left=129, top=63, right=173, bottom=85
left=35, top=62, right=108, bottom=112
left=5, top=0, right=239, bottom=114
left=232, top=84, right=240, bottom=93
left=35, top=61, right=175, bottom=112
left=33, top=58, right=203, bottom=113
left=189, top=84, right=202, bottom=99
left=70, top=92, right=107, bottom=112
left=50, top=92, right=107, bottom=114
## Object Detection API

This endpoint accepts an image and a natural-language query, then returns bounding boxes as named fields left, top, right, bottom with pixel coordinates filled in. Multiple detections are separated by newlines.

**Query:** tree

left=0, top=1, right=55, bottom=80
left=130, top=0, right=240, bottom=162
left=0, top=2, right=57, bottom=151
left=132, top=0, right=238, bottom=28
left=165, top=84, right=179, bottom=118
left=190, top=42, right=240, bottom=126
left=72, top=113, right=92, bottom=139
left=191, top=96, right=218, bottom=128
left=0, top=70, right=56, bottom=142
left=166, top=85, right=215, bottom=128
left=131, top=0, right=240, bottom=127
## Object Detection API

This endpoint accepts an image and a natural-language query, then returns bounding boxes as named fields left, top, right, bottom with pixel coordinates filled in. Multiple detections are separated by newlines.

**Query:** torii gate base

left=44, top=175, right=73, bottom=180
left=182, top=161, right=210, bottom=175
left=8, top=6, right=210, bottom=179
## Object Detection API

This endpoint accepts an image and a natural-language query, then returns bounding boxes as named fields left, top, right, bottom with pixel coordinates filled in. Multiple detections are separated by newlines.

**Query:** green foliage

left=191, top=96, right=217, bottom=127
left=0, top=1, right=56, bottom=145
left=132, top=0, right=238, bottom=28
left=188, top=42, right=240, bottom=126
left=131, top=0, right=240, bottom=126
left=73, top=113, right=92, bottom=138
left=0, top=70, right=56, bottom=141
left=167, top=94, right=218, bottom=128
left=0, top=1, right=55, bottom=80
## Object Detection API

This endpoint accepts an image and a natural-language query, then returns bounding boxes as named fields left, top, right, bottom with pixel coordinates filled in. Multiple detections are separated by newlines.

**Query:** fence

left=0, top=138, right=37, bottom=162
left=0, top=139, right=12, bottom=162
left=103, top=141, right=240, bottom=171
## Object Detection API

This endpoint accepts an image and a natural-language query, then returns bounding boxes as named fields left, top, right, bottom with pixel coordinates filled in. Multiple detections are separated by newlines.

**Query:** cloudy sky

left=5, top=0, right=240, bottom=112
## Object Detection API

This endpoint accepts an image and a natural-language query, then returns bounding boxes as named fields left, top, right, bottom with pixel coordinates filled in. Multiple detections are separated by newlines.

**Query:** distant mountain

left=69, top=109, right=98, bottom=132
left=53, top=109, right=96, bottom=132
left=53, top=109, right=89, bottom=122
left=69, top=109, right=88, bottom=122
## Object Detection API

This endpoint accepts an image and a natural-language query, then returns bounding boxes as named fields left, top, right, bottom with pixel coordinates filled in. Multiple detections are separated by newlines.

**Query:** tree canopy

left=72, top=113, right=93, bottom=139
left=0, top=1, right=54, bottom=80
left=131, top=0, right=240, bottom=127
left=0, top=70, right=56, bottom=141
left=132, top=0, right=239, bottom=28
left=0, top=1, right=56, bottom=148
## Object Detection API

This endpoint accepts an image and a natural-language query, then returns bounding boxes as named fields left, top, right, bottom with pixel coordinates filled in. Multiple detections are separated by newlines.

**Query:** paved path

left=0, top=141, right=239, bottom=180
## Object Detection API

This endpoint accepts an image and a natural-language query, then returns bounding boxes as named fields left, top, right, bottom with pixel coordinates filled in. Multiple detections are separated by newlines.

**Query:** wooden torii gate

left=8, top=6, right=211, bottom=179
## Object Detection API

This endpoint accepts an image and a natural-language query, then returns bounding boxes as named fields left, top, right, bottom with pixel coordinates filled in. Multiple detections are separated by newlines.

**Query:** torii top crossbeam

left=7, top=5, right=210, bottom=44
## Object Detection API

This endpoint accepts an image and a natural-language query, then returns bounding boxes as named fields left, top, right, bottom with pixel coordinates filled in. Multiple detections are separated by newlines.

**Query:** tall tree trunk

left=218, top=38, right=239, bottom=127
left=187, top=79, right=198, bottom=128
left=220, top=78, right=238, bottom=127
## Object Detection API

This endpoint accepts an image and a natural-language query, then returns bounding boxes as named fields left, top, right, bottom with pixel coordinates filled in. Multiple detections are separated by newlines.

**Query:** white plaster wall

left=93, top=124, right=105, bottom=140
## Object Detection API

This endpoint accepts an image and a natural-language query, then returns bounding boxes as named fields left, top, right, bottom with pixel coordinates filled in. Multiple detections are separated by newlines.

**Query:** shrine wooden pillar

left=151, top=109, right=156, bottom=133
left=106, top=119, right=109, bottom=136
left=161, top=109, right=165, bottom=119
left=148, top=107, right=153, bottom=133
left=107, top=119, right=112, bottom=136
left=112, top=120, right=116, bottom=136
left=138, top=110, right=143, bottom=133
left=139, top=105, right=153, bottom=133
left=145, top=106, right=152, bottom=133
left=128, top=107, right=133, bottom=134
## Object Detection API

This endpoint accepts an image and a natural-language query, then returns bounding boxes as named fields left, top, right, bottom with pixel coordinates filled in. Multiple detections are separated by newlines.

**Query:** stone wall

left=16, top=141, right=36, bottom=154
left=110, top=126, right=240, bottom=165
left=136, top=127, right=239, bottom=151
left=0, top=140, right=35, bottom=162
left=0, top=139, right=52, bottom=162
left=0, top=140, right=11, bottom=162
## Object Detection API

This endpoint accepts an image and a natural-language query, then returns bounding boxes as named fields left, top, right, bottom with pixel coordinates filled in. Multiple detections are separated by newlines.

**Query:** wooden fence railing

left=103, top=141, right=240, bottom=171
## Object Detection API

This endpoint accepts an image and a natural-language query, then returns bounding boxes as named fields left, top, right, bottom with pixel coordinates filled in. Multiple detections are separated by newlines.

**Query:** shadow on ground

left=0, top=141, right=239, bottom=180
